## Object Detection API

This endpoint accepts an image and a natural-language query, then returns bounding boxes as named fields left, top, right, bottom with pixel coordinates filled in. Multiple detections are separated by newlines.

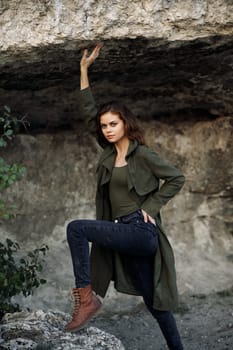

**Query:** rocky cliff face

left=0, top=1, right=232, bottom=312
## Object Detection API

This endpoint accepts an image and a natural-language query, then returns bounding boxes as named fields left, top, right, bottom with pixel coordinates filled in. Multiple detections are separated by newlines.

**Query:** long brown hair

left=96, top=101, right=146, bottom=147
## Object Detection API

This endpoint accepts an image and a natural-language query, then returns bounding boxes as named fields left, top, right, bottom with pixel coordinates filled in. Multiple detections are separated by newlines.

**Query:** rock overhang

left=0, top=35, right=233, bottom=131
left=0, top=0, right=233, bottom=130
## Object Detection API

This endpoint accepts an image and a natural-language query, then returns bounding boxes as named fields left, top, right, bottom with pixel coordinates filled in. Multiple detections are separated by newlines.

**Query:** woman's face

left=100, top=111, right=127, bottom=144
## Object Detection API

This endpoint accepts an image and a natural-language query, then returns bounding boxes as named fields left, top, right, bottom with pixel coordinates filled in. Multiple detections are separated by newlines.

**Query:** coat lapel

left=97, top=146, right=115, bottom=186
left=126, top=140, right=138, bottom=191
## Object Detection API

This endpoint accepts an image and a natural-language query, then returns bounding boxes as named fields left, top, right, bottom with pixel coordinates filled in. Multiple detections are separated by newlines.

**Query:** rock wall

left=0, top=0, right=233, bottom=312
left=1, top=116, right=232, bottom=312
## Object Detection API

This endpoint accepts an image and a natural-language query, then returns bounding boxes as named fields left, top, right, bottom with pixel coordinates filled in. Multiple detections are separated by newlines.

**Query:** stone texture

left=1, top=0, right=233, bottom=51
left=0, top=310, right=125, bottom=349
left=0, top=116, right=232, bottom=312
left=0, top=1, right=233, bottom=129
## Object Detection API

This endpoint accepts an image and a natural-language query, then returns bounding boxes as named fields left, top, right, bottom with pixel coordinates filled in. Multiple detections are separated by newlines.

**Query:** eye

left=100, top=124, right=107, bottom=129
left=110, top=122, right=118, bottom=127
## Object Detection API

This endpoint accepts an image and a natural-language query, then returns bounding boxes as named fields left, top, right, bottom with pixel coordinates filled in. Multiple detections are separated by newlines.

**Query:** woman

left=65, top=45, right=185, bottom=350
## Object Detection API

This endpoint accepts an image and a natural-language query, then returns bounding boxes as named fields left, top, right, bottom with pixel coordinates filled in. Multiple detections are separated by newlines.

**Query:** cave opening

left=0, top=36, right=232, bottom=133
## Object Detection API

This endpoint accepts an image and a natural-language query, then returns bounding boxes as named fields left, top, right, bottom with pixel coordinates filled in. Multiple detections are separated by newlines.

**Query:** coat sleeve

left=78, top=87, right=98, bottom=133
left=140, top=148, right=185, bottom=217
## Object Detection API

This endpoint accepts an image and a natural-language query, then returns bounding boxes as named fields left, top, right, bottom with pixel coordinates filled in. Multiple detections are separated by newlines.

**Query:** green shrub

left=0, top=106, right=48, bottom=318
left=0, top=105, right=27, bottom=220
left=0, top=239, right=48, bottom=314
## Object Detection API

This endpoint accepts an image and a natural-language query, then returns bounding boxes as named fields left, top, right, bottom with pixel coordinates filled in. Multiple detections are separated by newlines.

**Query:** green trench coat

left=78, top=87, right=185, bottom=311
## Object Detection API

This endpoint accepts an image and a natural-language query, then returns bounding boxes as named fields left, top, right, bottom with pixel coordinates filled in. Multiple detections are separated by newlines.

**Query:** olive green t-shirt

left=109, top=165, right=139, bottom=219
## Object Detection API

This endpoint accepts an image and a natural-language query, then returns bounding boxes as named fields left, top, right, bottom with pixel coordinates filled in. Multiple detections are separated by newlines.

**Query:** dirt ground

left=90, top=288, right=233, bottom=350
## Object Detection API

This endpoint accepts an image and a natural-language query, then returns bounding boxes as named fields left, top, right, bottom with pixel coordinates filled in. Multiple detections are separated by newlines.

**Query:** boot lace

left=71, top=288, right=81, bottom=316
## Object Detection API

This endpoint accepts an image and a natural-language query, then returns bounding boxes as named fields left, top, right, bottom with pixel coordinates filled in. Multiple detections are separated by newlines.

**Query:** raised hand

left=80, top=44, right=103, bottom=90
left=80, top=44, right=103, bottom=71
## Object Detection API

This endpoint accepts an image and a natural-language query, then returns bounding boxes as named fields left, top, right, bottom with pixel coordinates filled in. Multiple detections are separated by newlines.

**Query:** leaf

left=40, top=279, right=47, bottom=284
left=0, top=139, right=7, bottom=147
left=37, top=264, right=43, bottom=272
left=1, top=213, right=10, bottom=220
left=4, top=106, right=11, bottom=113
left=5, top=129, right=13, bottom=136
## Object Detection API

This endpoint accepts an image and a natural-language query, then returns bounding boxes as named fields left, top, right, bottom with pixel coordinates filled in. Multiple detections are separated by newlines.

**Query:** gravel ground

left=90, top=288, right=233, bottom=350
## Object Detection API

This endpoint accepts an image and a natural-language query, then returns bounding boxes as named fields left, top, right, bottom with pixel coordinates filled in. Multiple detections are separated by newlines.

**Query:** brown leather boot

left=64, top=285, right=102, bottom=332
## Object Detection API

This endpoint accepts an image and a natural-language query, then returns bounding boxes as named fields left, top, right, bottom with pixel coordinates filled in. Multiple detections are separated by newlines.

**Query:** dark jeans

left=67, top=210, right=158, bottom=288
left=121, top=254, right=183, bottom=350
left=67, top=210, right=183, bottom=350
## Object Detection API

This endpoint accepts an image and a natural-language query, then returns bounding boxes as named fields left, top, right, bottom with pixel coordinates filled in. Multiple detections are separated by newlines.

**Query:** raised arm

left=78, top=45, right=103, bottom=134
left=80, top=44, right=102, bottom=90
